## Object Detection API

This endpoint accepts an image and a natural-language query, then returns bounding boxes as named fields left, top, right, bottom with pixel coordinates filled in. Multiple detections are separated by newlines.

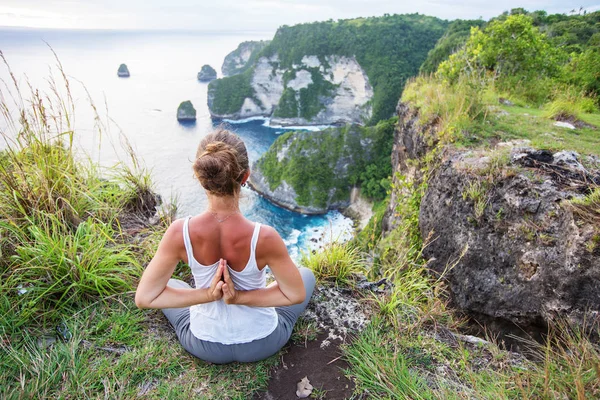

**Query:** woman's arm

left=222, top=225, right=306, bottom=307
left=135, top=220, right=224, bottom=309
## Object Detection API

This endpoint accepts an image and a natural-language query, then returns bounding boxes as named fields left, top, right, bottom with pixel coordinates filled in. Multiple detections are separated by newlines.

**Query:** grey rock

left=117, top=63, right=130, bottom=77
left=419, top=151, right=600, bottom=329
left=553, top=121, right=576, bottom=130
left=385, top=101, right=600, bottom=331
left=553, top=150, right=584, bottom=171
left=197, top=65, right=217, bottom=82
left=177, top=100, right=196, bottom=122
left=498, top=98, right=514, bottom=106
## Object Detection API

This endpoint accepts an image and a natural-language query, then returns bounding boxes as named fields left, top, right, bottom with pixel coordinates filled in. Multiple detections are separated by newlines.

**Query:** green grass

left=0, top=59, right=284, bottom=399
left=0, top=297, right=282, bottom=399
left=301, top=241, right=364, bottom=285
left=490, top=105, right=600, bottom=155
left=344, top=319, right=435, bottom=399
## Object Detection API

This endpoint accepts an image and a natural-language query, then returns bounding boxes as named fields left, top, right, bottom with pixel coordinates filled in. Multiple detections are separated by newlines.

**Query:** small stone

left=296, top=376, right=313, bottom=398
left=553, top=121, right=576, bottom=130
left=499, top=98, right=514, bottom=106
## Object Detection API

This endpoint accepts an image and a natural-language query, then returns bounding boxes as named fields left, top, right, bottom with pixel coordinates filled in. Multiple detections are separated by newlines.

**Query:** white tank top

left=184, top=217, right=278, bottom=344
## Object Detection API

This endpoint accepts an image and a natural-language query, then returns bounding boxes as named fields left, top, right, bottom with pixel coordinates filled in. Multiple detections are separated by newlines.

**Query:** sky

left=0, top=0, right=598, bottom=33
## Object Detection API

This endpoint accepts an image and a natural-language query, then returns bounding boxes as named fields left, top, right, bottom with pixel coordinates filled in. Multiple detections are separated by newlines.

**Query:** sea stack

left=197, top=65, right=217, bottom=82
left=177, top=101, right=197, bottom=122
left=117, top=64, right=130, bottom=77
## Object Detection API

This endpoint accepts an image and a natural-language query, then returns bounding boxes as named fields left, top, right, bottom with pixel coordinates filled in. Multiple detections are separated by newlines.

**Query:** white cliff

left=209, top=54, right=374, bottom=126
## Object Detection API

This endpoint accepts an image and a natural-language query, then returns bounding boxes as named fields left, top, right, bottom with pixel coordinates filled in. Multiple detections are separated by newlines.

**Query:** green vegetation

left=177, top=100, right=197, bottom=119
left=272, top=87, right=299, bottom=118
left=300, top=241, right=364, bottom=285
left=212, top=13, right=448, bottom=123
left=256, top=118, right=396, bottom=209
left=422, top=8, right=600, bottom=98
left=221, top=40, right=270, bottom=77
left=208, top=69, right=256, bottom=116
left=420, top=19, right=486, bottom=74
left=198, top=64, right=217, bottom=81
left=0, top=65, right=289, bottom=398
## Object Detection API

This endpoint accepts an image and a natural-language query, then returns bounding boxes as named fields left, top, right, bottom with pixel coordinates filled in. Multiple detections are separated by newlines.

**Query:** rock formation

left=249, top=124, right=382, bottom=214
left=197, top=65, right=217, bottom=82
left=221, top=40, right=270, bottom=77
left=177, top=101, right=196, bottom=122
left=385, top=101, right=600, bottom=331
left=117, top=64, right=130, bottom=77
left=209, top=54, right=373, bottom=126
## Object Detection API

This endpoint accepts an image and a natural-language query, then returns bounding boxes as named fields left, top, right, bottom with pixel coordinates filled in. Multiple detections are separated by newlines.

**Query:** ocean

left=0, top=28, right=354, bottom=260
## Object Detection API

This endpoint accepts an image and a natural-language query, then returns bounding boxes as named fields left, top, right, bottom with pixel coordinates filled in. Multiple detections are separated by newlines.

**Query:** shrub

left=301, top=241, right=364, bottom=285
left=543, top=86, right=598, bottom=120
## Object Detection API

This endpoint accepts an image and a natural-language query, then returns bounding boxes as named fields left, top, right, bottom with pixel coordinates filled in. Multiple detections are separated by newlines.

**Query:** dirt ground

left=253, top=333, right=355, bottom=400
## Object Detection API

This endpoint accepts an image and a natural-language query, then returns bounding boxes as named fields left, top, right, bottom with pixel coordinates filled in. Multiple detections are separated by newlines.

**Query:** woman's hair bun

left=203, top=141, right=229, bottom=155
left=193, top=129, right=249, bottom=196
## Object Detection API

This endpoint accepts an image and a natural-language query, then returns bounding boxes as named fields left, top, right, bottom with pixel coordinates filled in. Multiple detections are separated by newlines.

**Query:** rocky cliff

left=221, top=40, right=270, bottom=77
left=249, top=123, right=393, bottom=213
left=385, top=102, right=600, bottom=331
left=210, top=15, right=448, bottom=125
left=208, top=54, right=373, bottom=125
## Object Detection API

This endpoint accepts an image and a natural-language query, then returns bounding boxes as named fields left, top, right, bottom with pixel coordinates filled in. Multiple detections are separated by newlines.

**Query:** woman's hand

left=208, top=260, right=225, bottom=301
left=221, top=259, right=238, bottom=305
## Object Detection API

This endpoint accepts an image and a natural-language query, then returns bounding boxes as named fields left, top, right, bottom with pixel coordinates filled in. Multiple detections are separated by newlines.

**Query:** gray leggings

left=161, top=267, right=316, bottom=364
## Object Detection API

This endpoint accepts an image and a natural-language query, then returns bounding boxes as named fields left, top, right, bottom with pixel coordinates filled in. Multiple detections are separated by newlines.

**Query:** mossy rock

left=198, top=65, right=217, bottom=82
left=177, top=101, right=197, bottom=121
left=117, top=63, right=130, bottom=77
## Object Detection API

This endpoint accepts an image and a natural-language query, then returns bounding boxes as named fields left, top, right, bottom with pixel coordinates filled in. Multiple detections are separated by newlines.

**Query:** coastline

left=216, top=115, right=335, bottom=132
left=247, top=180, right=373, bottom=233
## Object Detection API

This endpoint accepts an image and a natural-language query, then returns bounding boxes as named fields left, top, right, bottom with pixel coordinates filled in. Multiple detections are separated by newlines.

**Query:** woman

left=135, top=129, right=315, bottom=364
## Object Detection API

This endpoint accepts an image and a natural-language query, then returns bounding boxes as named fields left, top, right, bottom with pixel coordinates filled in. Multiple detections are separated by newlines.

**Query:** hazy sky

left=0, top=0, right=597, bottom=32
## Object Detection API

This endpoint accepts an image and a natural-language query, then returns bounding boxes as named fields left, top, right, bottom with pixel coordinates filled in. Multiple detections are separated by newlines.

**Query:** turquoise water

left=0, top=28, right=353, bottom=259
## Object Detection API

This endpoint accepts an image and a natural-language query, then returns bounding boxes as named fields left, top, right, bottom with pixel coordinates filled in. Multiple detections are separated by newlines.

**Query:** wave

left=222, top=116, right=268, bottom=124
left=262, top=119, right=332, bottom=132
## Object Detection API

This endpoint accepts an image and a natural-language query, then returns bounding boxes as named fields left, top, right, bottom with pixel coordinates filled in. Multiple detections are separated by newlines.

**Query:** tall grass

left=0, top=52, right=155, bottom=328
left=401, top=75, right=487, bottom=143
left=301, top=241, right=364, bottom=285
left=543, top=86, right=598, bottom=121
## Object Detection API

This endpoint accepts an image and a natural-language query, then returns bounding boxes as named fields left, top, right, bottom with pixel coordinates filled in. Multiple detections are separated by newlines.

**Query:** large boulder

left=177, top=101, right=196, bottom=122
left=420, top=146, right=600, bottom=329
left=197, top=65, right=217, bottom=82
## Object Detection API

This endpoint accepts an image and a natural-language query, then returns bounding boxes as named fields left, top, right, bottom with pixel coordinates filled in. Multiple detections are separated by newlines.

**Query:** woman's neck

left=206, top=194, right=240, bottom=213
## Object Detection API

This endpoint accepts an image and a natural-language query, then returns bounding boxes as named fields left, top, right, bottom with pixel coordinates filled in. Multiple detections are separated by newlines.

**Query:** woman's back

left=183, top=216, right=279, bottom=344
left=184, top=214, right=262, bottom=272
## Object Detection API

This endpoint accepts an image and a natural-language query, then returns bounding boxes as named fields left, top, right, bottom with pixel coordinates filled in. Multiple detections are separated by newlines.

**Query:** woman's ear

left=241, top=170, right=250, bottom=185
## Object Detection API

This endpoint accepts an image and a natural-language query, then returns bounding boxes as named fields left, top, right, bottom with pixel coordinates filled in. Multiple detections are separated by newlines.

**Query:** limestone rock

left=117, top=63, right=130, bottom=77
left=553, top=121, right=576, bottom=130
left=221, top=40, right=270, bottom=77
left=197, top=65, right=217, bottom=82
left=209, top=54, right=373, bottom=125
left=249, top=125, right=379, bottom=214
left=384, top=101, right=600, bottom=331
left=419, top=148, right=600, bottom=329
left=177, top=100, right=196, bottom=122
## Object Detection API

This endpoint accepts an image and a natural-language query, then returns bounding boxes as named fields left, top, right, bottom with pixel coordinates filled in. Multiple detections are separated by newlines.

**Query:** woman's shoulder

left=160, top=218, right=186, bottom=243
left=255, top=224, right=287, bottom=255
left=255, top=223, right=280, bottom=240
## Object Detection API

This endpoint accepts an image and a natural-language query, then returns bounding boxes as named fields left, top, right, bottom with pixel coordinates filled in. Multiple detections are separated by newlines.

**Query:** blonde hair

left=193, top=129, right=249, bottom=196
